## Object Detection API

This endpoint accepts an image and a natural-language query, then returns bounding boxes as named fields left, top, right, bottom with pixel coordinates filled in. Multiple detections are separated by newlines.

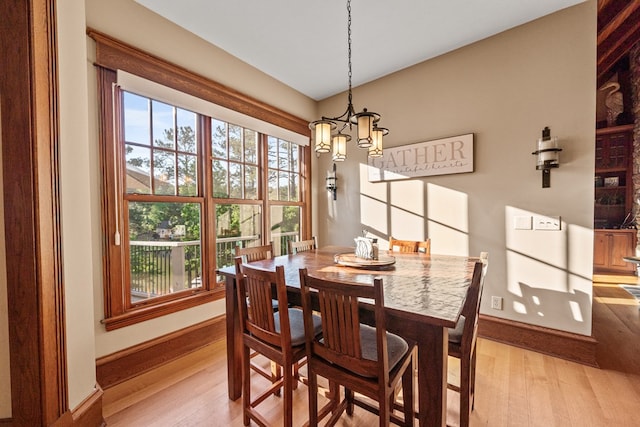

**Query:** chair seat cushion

left=275, top=308, right=322, bottom=346
left=360, top=324, right=409, bottom=373
left=448, top=315, right=466, bottom=344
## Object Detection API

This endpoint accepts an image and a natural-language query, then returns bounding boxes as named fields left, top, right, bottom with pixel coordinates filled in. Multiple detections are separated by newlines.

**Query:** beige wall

left=57, top=0, right=100, bottom=410
left=314, top=1, right=596, bottom=335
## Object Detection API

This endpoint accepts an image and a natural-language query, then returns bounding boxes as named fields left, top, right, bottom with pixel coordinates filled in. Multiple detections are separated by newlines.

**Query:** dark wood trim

left=1, top=0, right=69, bottom=425
left=96, top=68, right=123, bottom=320
left=478, top=314, right=599, bottom=367
left=86, top=29, right=310, bottom=138
left=1, top=399, right=103, bottom=427
left=96, top=316, right=226, bottom=389
left=595, top=123, right=634, bottom=135
left=597, top=0, right=640, bottom=85
left=101, top=290, right=223, bottom=331
left=70, top=386, right=105, bottom=427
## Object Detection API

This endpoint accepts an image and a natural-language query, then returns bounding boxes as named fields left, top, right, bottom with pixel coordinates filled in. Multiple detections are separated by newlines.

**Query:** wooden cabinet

left=594, top=229, right=637, bottom=274
left=594, top=125, right=634, bottom=229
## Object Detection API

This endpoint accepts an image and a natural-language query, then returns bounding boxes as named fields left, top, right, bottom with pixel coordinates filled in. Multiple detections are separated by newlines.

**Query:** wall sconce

left=326, top=163, right=337, bottom=200
left=532, top=126, right=562, bottom=188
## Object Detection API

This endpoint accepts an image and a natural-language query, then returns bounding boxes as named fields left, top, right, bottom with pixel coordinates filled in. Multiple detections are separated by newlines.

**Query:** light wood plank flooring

left=103, top=275, right=640, bottom=426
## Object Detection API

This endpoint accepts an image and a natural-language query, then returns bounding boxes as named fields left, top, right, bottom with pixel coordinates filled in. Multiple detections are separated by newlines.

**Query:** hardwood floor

left=103, top=275, right=640, bottom=426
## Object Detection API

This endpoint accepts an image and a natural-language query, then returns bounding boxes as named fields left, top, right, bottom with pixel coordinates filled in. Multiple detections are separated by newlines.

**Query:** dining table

left=217, top=246, right=482, bottom=427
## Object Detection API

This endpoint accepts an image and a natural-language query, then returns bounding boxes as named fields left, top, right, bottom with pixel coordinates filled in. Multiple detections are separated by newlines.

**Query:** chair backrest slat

left=235, top=257, right=290, bottom=349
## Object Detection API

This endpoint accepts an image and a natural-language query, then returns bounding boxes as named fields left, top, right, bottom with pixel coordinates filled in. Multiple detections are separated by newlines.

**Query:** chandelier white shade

left=368, top=126, right=387, bottom=158
left=313, top=120, right=335, bottom=153
left=332, top=133, right=350, bottom=161
left=309, top=0, right=388, bottom=161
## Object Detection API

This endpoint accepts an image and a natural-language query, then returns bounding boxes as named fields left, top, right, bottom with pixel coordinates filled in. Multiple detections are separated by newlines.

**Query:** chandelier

left=309, top=0, right=388, bottom=161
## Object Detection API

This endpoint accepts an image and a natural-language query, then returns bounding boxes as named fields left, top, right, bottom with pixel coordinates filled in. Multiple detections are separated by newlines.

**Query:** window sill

left=102, top=288, right=224, bottom=331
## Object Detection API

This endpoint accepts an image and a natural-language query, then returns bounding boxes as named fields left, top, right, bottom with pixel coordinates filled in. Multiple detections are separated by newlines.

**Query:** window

left=123, top=92, right=203, bottom=305
left=211, top=120, right=259, bottom=200
left=268, top=136, right=304, bottom=255
left=92, top=32, right=310, bottom=330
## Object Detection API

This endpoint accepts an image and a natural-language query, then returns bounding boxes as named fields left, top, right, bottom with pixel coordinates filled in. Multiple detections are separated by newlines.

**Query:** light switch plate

left=514, top=215, right=532, bottom=230
left=534, top=215, right=561, bottom=231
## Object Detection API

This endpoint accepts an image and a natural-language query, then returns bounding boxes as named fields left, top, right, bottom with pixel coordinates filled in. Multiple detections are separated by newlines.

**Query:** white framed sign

left=368, top=133, right=474, bottom=182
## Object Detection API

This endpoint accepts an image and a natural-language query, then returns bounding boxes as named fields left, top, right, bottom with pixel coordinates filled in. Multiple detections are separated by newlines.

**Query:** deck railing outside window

left=130, top=240, right=201, bottom=301
left=130, top=231, right=299, bottom=300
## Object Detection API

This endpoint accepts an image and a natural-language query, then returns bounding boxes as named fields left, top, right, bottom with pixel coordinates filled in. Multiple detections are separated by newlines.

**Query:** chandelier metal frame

left=309, top=0, right=388, bottom=161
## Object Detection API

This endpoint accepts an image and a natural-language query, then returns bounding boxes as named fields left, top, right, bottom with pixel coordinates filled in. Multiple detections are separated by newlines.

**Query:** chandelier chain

left=309, top=0, right=387, bottom=160
left=347, top=0, right=353, bottom=106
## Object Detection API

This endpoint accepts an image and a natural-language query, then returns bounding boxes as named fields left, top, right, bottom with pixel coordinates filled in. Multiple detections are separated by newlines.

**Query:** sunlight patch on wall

left=566, top=223, right=594, bottom=283
left=505, top=206, right=566, bottom=268
left=427, top=222, right=469, bottom=256
left=506, top=250, right=589, bottom=329
left=390, top=180, right=423, bottom=216
left=427, top=183, right=469, bottom=256
left=360, top=163, right=387, bottom=203
left=390, top=206, right=425, bottom=241
left=360, top=194, right=388, bottom=235
left=503, top=207, right=592, bottom=335
left=506, top=250, right=569, bottom=295
left=568, top=301, right=583, bottom=322
left=388, top=179, right=425, bottom=240
left=427, top=183, right=468, bottom=232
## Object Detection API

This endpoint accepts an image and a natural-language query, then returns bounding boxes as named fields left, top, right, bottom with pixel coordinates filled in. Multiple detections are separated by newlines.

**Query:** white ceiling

left=135, top=0, right=585, bottom=101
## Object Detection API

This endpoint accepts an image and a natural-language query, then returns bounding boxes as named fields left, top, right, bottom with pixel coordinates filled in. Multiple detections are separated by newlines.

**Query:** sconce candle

left=326, top=163, right=338, bottom=200
left=532, top=126, right=562, bottom=188
left=536, top=136, right=560, bottom=167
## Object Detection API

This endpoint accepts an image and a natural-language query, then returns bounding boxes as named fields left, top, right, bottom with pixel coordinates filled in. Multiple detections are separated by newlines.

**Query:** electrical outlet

left=491, top=296, right=503, bottom=310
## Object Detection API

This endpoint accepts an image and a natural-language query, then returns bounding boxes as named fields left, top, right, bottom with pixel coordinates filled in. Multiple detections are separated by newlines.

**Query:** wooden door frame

left=1, top=0, right=70, bottom=425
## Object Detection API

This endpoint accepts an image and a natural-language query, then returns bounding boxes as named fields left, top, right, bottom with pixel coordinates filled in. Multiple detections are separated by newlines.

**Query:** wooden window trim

left=2, top=0, right=71, bottom=423
left=87, top=28, right=310, bottom=137
left=91, top=30, right=311, bottom=330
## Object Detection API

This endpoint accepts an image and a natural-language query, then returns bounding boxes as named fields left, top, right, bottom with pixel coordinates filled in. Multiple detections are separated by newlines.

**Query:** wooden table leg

left=416, top=325, right=448, bottom=427
left=225, top=274, right=242, bottom=400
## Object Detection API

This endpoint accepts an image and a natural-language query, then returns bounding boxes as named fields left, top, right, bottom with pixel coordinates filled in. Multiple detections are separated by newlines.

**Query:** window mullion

left=260, top=133, right=270, bottom=246
left=201, top=116, right=216, bottom=292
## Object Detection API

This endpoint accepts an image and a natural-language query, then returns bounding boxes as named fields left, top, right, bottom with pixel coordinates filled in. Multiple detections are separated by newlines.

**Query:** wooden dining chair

left=299, top=269, right=416, bottom=426
left=235, top=242, right=274, bottom=262
left=388, top=237, right=418, bottom=253
left=388, top=237, right=431, bottom=254
left=234, top=243, right=281, bottom=386
left=447, top=256, right=487, bottom=427
left=288, top=236, right=317, bottom=255
left=235, top=258, right=321, bottom=427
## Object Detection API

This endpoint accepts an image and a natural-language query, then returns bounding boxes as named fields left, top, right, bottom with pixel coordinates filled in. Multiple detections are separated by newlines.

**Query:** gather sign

left=367, top=133, right=474, bottom=182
